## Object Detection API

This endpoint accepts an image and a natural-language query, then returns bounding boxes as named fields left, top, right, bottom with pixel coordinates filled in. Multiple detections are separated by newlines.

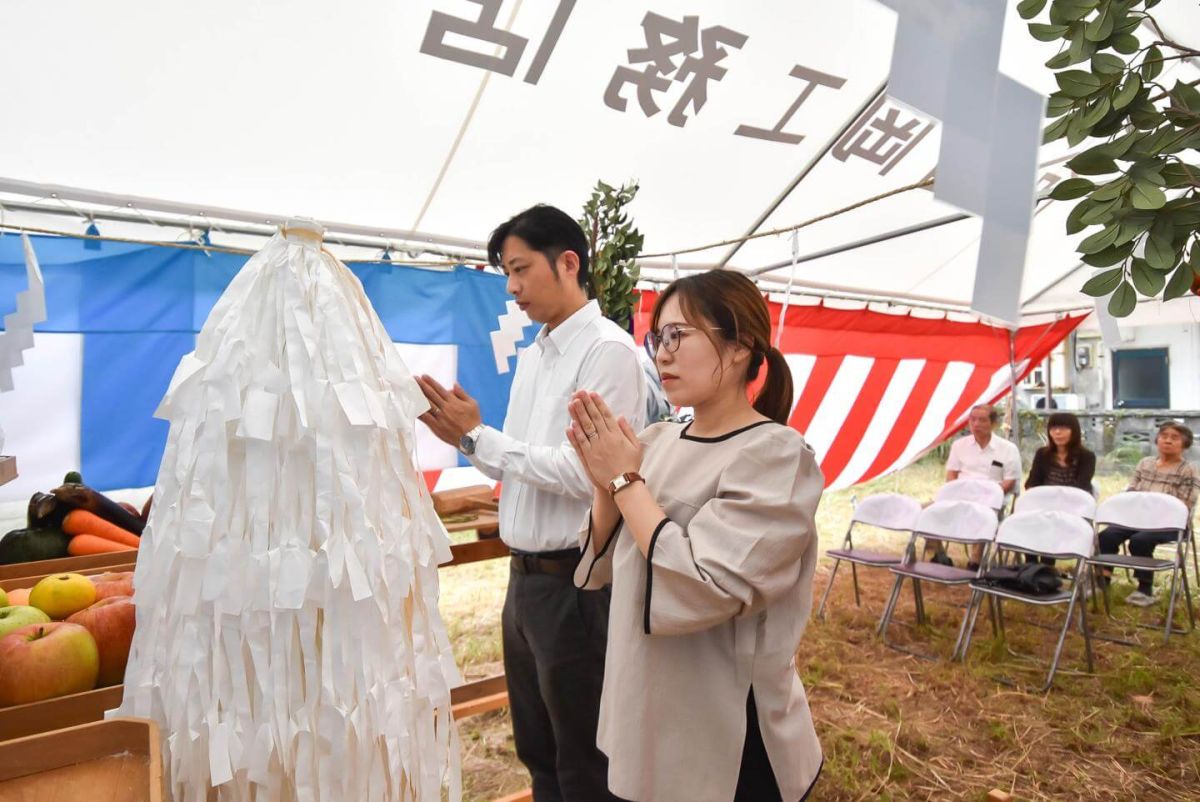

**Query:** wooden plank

left=0, top=562, right=136, bottom=592
left=446, top=538, right=510, bottom=567
left=0, top=552, right=138, bottom=583
left=0, top=717, right=161, bottom=802
left=450, top=674, right=507, bottom=705
left=0, top=685, right=125, bottom=742
left=0, top=456, right=16, bottom=487
left=442, top=510, right=500, bottom=535
left=452, top=691, right=509, bottom=720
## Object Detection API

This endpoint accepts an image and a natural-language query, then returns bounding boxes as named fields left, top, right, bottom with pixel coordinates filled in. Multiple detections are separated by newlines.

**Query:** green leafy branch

left=579, top=180, right=644, bottom=332
left=1022, top=0, right=1200, bottom=316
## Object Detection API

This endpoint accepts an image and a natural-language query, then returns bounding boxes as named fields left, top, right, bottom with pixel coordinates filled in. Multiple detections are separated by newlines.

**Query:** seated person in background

left=1097, top=422, right=1200, bottom=607
left=1024, top=411, right=1096, bottom=566
left=929, top=404, right=1021, bottom=570
left=1025, top=411, right=1096, bottom=493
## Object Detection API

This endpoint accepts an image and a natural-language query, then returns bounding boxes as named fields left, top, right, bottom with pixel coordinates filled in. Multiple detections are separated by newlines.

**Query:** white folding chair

left=1088, top=492, right=1193, bottom=644
left=956, top=511, right=1096, bottom=692
left=1014, top=485, right=1097, bottom=520
left=935, top=478, right=1005, bottom=512
left=877, top=500, right=999, bottom=660
left=817, top=493, right=922, bottom=620
left=931, top=479, right=1004, bottom=566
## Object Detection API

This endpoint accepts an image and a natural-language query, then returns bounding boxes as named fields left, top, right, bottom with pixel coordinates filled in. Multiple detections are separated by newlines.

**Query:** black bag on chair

left=979, top=563, right=1063, bottom=595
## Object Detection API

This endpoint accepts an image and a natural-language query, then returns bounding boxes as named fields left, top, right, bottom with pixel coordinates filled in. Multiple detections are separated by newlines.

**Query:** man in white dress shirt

left=934, top=403, right=1022, bottom=568
left=417, top=205, right=645, bottom=802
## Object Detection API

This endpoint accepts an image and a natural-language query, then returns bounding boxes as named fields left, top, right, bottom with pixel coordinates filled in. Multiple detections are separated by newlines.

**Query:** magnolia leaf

left=1079, top=197, right=1121, bottom=225
left=1142, top=46, right=1163, bottom=81
left=1066, top=200, right=1094, bottom=234
left=1091, top=53, right=1125, bottom=75
left=1081, top=267, right=1124, bottom=296
left=1056, top=69, right=1103, bottom=98
left=1080, top=95, right=1112, bottom=127
left=1161, top=162, right=1200, bottom=188
left=1089, top=178, right=1127, bottom=202
left=1108, top=280, right=1137, bottom=316
left=1084, top=3, right=1114, bottom=41
left=1018, top=0, right=1047, bottom=17
left=1043, top=115, right=1072, bottom=143
left=1030, top=22, right=1071, bottom=41
left=1112, top=73, right=1142, bottom=110
left=1112, top=32, right=1140, bottom=54
left=1130, top=181, right=1167, bottom=210
left=1131, top=258, right=1166, bottom=296
left=1082, top=241, right=1135, bottom=267
left=1049, top=177, right=1095, bottom=200
left=1144, top=221, right=1177, bottom=271
left=1046, top=50, right=1074, bottom=70
left=1163, top=259, right=1197, bottom=300
left=1079, top=224, right=1121, bottom=254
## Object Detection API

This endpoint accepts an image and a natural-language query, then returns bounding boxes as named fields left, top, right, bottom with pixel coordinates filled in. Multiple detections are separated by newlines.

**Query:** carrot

left=68, top=534, right=137, bottom=556
left=63, top=510, right=140, bottom=548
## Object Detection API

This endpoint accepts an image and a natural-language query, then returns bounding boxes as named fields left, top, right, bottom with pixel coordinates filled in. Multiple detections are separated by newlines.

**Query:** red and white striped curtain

left=635, top=293, right=1086, bottom=490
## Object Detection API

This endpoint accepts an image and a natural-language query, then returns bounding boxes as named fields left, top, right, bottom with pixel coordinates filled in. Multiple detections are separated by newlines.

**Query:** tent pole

left=0, top=177, right=488, bottom=254
left=1008, top=330, right=1021, bottom=450
left=714, top=82, right=888, bottom=268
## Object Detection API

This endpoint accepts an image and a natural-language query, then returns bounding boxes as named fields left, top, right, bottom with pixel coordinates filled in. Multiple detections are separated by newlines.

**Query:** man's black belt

left=510, top=547, right=581, bottom=578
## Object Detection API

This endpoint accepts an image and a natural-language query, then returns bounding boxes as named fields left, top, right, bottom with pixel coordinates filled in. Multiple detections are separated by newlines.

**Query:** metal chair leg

left=1077, top=588, right=1095, bottom=674
left=877, top=574, right=905, bottom=636
left=816, top=558, right=841, bottom=621
left=912, top=580, right=927, bottom=626
left=1040, top=592, right=1080, bottom=692
left=851, top=562, right=862, bottom=607
left=952, top=589, right=981, bottom=660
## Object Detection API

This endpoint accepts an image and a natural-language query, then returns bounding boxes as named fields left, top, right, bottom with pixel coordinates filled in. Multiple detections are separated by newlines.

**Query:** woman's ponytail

left=753, top=346, right=793, bottom=425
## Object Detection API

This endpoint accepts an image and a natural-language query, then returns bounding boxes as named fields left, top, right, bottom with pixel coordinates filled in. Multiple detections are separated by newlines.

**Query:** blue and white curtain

left=0, top=234, right=534, bottom=501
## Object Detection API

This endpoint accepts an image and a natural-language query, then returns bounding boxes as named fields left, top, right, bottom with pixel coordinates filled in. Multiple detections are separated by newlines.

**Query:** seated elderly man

left=928, top=404, right=1022, bottom=569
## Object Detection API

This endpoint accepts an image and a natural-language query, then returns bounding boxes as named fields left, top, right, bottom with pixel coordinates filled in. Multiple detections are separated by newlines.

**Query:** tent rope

left=638, top=176, right=935, bottom=260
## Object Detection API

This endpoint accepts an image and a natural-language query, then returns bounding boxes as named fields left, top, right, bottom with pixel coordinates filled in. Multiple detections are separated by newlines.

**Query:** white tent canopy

left=2, top=0, right=1198, bottom=319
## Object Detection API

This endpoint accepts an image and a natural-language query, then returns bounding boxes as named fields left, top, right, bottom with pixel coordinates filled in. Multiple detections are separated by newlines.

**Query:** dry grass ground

left=439, top=457, right=1200, bottom=801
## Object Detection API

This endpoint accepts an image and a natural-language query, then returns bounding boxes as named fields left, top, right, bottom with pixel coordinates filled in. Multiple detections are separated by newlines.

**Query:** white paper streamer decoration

left=0, top=233, right=48, bottom=392
left=114, top=231, right=462, bottom=802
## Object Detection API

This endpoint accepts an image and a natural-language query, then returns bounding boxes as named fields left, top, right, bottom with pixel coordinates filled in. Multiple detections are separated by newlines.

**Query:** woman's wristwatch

left=608, top=472, right=644, bottom=497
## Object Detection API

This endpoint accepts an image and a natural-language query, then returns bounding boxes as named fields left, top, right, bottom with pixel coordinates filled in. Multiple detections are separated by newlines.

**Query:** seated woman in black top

left=1025, top=411, right=1096, bottom=493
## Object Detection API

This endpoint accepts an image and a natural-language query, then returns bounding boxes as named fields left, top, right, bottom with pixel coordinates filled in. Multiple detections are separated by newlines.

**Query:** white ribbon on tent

left=0, top=233, right=47, bottom=392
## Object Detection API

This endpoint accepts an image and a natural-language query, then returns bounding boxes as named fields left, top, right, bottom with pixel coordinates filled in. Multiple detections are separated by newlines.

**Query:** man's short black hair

left=487, top=204, right=590, bottom=290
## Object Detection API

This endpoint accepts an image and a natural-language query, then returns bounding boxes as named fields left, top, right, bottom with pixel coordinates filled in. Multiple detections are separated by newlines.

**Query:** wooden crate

left=0, top=717, right=163, bottom=801
left=0, top=552, right=138, bottom=585
left=0, top=560, right=136, bottom=593
left=0, top=685, right=125, bottom=742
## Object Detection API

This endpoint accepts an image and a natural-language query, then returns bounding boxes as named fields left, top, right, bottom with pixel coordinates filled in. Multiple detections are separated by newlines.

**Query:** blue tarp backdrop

left=0, top=234, right=533, bottom=490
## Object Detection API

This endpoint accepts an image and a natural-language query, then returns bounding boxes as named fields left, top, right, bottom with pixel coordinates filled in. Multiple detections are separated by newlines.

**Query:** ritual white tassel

left=114, top=224, right=462, bottom=802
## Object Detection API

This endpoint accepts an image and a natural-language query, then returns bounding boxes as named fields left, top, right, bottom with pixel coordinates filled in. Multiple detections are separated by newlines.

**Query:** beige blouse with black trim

left=575, top=420, right=824, bottom=802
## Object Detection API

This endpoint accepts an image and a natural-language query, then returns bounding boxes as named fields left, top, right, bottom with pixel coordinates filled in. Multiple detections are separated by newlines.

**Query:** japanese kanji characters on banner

left=418, top=1, right=934, bottom=176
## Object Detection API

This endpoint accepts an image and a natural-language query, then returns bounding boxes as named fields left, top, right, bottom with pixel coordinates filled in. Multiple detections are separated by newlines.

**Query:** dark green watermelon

left=0, top=527, right=72, bottom=565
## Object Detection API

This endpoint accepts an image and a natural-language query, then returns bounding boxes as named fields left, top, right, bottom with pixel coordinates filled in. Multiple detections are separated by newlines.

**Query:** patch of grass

left=444, top=455, right=1200, bottom=800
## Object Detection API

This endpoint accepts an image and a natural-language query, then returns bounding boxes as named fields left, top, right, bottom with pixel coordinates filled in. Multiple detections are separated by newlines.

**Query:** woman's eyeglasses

left=643, top=323, right=722, bottom=358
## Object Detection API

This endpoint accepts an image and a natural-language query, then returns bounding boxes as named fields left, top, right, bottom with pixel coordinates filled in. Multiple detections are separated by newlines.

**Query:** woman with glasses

left=1025, top=411, right=1095, bottom=493
left=564, top=270, right=824, bottom=802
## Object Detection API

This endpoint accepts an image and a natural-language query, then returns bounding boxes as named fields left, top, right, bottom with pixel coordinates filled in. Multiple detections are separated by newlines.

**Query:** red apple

left=67, top=596, right=135, bottom=687
left=89, top=571, right=135, bottom=600
left=0, top=622, right=99, bottom=705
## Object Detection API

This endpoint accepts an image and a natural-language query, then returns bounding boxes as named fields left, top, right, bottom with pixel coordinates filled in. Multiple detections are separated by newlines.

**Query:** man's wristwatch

left=459, top=424, right=486, bottom=456
left=608, top=472, right=645, bottom=497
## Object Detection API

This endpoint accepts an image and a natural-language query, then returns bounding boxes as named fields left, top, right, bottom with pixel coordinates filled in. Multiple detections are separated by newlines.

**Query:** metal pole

left=1044, top=350, right=1054, bottom=412
left=1009, top=330, right=1021, bottom=450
